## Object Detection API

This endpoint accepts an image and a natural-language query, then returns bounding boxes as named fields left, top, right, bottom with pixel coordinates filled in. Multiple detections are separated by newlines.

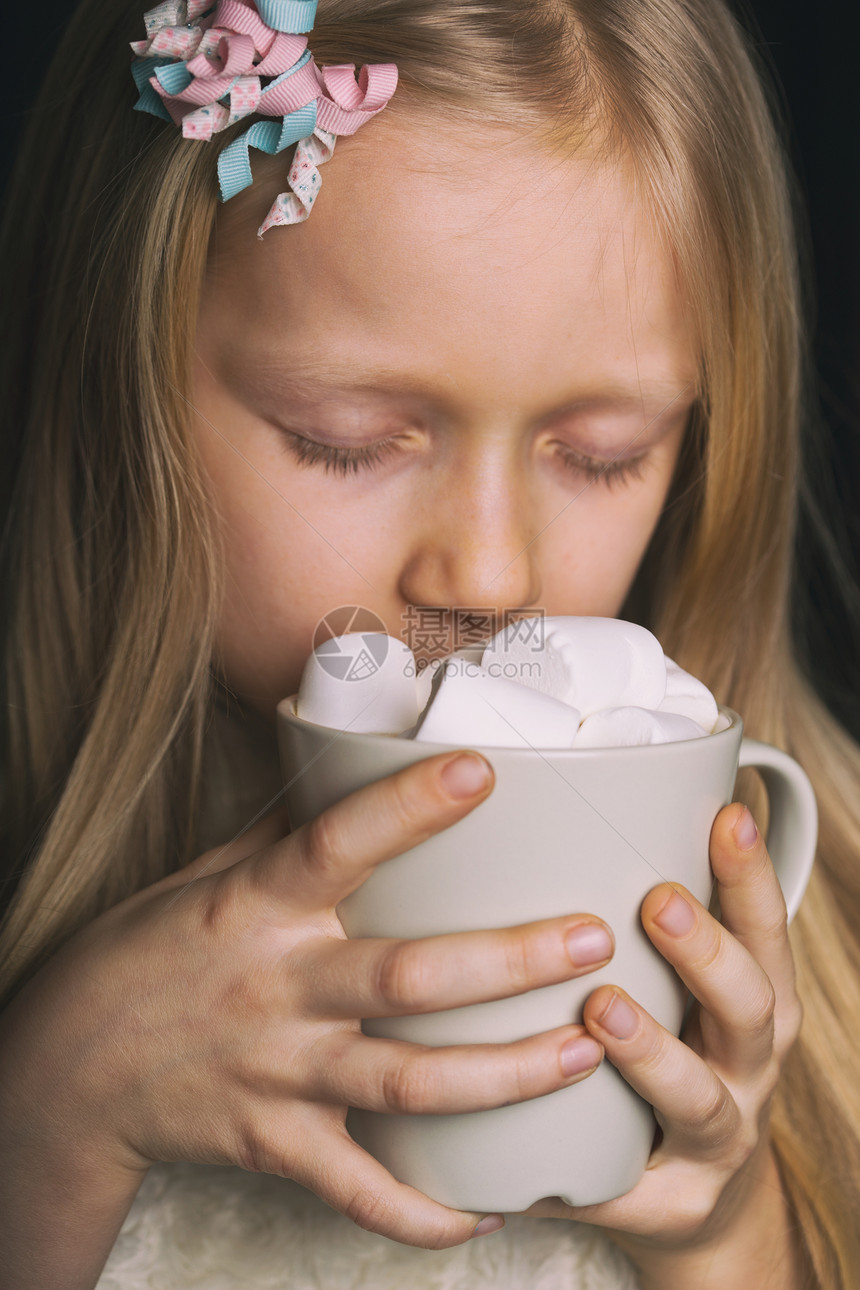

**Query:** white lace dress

left=97, top=697, right=639, bottom=1290
left=98, top=1163, right=638, bottom=1290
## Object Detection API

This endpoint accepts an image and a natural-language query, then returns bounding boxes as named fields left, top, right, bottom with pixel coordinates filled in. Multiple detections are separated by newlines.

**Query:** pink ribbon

left=211, top=0, right=282, bottom=56
left=315, top=63, right=400, bottom=136
left=256, top=55, right=320, bottom=114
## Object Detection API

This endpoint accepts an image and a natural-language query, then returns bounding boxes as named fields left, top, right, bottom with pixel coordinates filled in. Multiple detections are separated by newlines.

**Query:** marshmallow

left=658, top=657, right=720, bottom=733
left=412, top=657, right=581, bottom=749
left=482, top=616, right=667, bottom=717
left=292, top=620, right=720, bottom=752
left=412, top=646, right=486, bottom=716
left=574, top=706, right=707, bottom=749
left=296, top=633, right=421, bottom=734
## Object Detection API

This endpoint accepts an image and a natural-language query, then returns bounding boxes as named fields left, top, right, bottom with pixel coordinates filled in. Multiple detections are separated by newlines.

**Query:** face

left=193, top=114, right=698, bottom=720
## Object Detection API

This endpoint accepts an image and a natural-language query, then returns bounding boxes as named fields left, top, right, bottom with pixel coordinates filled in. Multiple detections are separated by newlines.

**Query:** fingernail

left=596, top=992, right=639, bottom=1040
left=565, top=923, right=613, bottom=967
left=560, top=1035, right=603, bottom=1077
left=472, top=1214, right=505, bottom=1238
left=653, top=888, right=696, bottom=937
left=733, top=807, right=758, bottom=851
left=440, top=753, right=491, bottom=800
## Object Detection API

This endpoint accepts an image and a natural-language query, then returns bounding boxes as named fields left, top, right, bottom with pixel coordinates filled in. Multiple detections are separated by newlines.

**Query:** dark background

left=5, top=1, right=859, bottom=733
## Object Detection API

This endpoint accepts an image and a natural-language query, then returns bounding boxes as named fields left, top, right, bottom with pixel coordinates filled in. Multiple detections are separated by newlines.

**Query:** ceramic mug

left=276, top=700, right=817, bottom=1212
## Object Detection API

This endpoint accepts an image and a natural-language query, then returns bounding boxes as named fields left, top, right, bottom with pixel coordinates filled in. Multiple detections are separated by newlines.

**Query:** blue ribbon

left=131, top=55, right=177, bottom=120
left=256, top=0, right=318, bottom=33
left=153, top=61, right=194, bottom=95
left=217, top=100, right=317, bottom=201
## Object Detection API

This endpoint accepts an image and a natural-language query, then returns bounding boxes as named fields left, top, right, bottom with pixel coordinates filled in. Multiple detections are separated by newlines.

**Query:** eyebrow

left=246, top=355, right=700, bottom=417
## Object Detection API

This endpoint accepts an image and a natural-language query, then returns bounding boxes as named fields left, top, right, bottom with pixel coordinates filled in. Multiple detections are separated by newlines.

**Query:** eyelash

left=281, top=431, right=647, bottom=487
left=552, top=443, right=647, bottom=489
left=282, top=432, right=402, bottom=476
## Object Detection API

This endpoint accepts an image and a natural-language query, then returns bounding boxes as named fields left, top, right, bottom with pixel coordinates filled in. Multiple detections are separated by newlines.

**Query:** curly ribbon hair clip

left=130, top=0, right=398, bottom=236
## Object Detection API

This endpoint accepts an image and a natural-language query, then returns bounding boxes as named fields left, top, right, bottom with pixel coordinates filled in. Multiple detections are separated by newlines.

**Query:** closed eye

left=551, top=443, right=648, bottom=488
left=280, top=432, right=404, bottom=475
left=279, top=429, right=649, bottom=487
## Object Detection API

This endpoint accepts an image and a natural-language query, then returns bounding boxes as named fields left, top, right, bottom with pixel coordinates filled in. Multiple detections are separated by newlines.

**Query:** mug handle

left=736, top=739, right=818, bottom=922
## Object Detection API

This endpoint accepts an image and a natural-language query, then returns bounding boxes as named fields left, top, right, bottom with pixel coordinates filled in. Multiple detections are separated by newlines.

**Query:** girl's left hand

left=526, top=802, right=805, bottom=1285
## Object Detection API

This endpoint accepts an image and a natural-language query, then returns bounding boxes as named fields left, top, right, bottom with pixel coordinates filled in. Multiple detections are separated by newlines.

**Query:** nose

left=397, top=439, right=543, bottom=631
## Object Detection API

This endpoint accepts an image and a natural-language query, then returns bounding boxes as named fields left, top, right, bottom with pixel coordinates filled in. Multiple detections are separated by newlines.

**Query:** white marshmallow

left=412, top=657, right=581, bottom=749
left=658, top=657, right=720, bottom=733
left=296, top=633, right=421, bottom=734
left=293, top=624, right=721, bottom=751
left=574, top=706, right=707, bottom=749
left=482, top=616, right=667, bottom=718
left=412, top=646, right=485, bottom=711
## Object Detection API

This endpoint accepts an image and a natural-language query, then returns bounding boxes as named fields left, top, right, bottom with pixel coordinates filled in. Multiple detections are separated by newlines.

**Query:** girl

left=1, top=1, right=859, bottom=1287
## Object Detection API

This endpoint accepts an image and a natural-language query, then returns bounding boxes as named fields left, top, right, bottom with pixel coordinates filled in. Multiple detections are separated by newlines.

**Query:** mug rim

left=277, top=696, right=743, bottom=759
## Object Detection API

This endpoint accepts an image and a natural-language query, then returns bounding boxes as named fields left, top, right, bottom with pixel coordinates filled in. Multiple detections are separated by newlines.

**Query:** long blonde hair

left=2, top=1, right=859, bottom=1283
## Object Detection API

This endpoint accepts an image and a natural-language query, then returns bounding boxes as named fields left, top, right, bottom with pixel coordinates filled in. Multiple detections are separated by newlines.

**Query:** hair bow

left=130, top=0, right=398, bottom=234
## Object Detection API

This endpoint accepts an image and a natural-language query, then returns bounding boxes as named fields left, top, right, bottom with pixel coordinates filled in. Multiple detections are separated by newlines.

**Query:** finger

left=582, top=985, right=739, bottom=1158
left=293, top=1114, right=504, bottom=1248
left=709, top=804, right=798, bottom=1004
left=301, top=916, right=614, bottom=1018
left=524, top=1133, right=782, bottom=1240
left=522, top=1155, right=725, bottom=1238
left=169, top=802, right=293, bottom=884
left=303, top=1025, right=603, bottom=1114
left=248, top=751, right=495, bottom=911
left=639, top=882, right=777, bottom=1079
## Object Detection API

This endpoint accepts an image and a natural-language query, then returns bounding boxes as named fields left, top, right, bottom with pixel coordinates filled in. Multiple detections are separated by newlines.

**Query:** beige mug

left=277, top=700, right=817, bottom=1212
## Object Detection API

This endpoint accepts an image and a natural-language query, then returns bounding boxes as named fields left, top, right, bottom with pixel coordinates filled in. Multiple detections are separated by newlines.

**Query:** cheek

left=203, top=462, right=400, bottom=711
left=548, top=516, right=649, bottom=614
left=547, top=450, right=684, bottom=613
left=210, top=525, right=306, bottom=709
left=192, top=416, right=309, bottom=706
left=214, top=547, right=351, bottom=715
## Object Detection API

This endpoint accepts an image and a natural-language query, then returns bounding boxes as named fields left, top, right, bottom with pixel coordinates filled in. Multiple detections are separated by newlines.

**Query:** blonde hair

left=2, top=0, right=859, bottom=1283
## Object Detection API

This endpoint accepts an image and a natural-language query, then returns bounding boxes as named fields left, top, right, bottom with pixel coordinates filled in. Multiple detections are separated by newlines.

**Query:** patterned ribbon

left=129, top=0, right=397, bottom=234
left=257, top=126, right=334, bottom=233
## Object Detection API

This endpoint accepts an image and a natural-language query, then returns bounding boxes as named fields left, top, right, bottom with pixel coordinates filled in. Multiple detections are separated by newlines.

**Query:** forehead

left=202, top=114, right=694, bottom=396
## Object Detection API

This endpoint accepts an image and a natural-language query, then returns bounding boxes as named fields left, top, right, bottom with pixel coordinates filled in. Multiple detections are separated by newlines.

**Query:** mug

left=276, top=700, right=817, bottom=1212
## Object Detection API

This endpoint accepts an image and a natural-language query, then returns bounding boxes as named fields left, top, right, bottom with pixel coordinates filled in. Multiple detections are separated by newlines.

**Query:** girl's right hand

left=0, top=750, right=612, bottom=1259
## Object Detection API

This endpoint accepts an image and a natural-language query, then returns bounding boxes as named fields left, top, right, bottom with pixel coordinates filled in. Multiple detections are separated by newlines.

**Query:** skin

left=0, top=116, right=804, bottom=1288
